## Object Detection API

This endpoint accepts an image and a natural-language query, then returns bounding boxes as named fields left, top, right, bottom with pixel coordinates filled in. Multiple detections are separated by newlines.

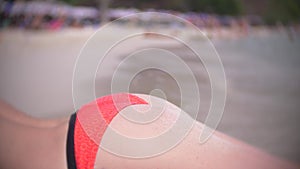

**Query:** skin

left=0, top=94, right=298, bottom=169
left=0, top=100, right=69, bottom=169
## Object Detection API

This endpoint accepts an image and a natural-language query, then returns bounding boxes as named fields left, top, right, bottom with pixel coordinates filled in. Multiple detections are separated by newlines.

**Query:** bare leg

left=0, top=100, right=68, bottom=169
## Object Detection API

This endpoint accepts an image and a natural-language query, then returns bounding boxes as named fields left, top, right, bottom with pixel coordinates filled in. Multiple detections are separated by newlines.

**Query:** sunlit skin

left=0, top=94, right=298, bottom=169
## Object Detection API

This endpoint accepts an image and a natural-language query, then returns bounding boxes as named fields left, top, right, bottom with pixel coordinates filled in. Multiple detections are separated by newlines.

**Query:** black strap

left=66, top=113, right=77, bottom=169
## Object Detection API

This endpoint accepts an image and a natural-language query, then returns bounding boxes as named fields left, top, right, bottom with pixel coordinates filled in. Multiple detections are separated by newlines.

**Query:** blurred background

left=0, top=0, right=300, bottom=164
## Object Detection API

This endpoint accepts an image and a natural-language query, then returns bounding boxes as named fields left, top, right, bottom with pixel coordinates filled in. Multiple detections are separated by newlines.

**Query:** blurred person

left=30, top=14, right=44, bottom=30
left=49, top=14, right=66, bottom=30
left=0, top=0, right=14, bottom=28
left=238, top=18, right=249, bottom=37
left=0, top=93, right=298, bottom=169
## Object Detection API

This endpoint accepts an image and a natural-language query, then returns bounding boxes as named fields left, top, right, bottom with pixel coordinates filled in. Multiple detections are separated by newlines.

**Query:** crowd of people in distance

left=0, top=1, right=259, bottom=29
left=1, top=1, right=299, bottom=39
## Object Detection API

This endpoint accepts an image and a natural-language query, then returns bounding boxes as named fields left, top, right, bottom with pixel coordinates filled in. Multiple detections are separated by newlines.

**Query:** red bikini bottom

left=66, top=93, right=147, bottom=169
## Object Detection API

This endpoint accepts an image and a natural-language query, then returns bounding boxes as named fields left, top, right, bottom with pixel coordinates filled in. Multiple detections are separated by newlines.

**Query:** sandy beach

left=0, top=27, right=299, bottom=163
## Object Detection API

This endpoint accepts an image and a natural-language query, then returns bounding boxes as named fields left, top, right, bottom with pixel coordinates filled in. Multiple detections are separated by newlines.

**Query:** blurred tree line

left=265, top=0, right=300, bottom=25
left=188, top=0, right=243, bottom=16
left=60, top=0, right=300, bottom=25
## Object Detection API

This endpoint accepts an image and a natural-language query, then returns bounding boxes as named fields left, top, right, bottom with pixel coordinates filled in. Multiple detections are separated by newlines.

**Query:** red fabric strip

left=74, top=93, right=147, bottom=169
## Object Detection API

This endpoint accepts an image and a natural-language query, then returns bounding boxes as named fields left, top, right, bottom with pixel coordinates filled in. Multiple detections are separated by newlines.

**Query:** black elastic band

left=67, top=113, right=77, bottom=169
